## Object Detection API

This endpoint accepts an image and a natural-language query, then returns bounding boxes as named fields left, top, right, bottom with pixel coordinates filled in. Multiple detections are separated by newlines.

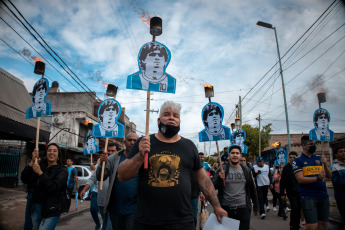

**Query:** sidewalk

left=0, top=186, right=89, bottom=230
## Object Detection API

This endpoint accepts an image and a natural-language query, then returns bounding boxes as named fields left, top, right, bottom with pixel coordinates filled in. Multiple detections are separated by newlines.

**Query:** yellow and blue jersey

left=292, top=153, right=328, bottom=199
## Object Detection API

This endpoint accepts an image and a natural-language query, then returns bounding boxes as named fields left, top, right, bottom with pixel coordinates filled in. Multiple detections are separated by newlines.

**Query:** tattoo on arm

left=200, top=176, right=220, bottom=208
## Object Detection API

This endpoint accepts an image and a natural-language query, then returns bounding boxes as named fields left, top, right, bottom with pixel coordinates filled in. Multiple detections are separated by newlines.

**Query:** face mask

left=308, top=145, right=316, bottom=154
left=158, top=122, right=180, bottom=138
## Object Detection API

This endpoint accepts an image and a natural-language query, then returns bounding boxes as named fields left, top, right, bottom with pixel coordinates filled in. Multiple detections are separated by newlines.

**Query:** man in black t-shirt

left=118, top=100, right=227, bottom=230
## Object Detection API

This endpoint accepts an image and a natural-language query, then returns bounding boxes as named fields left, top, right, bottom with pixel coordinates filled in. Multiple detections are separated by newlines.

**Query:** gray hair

left=159, top=101, right=181, bottom=117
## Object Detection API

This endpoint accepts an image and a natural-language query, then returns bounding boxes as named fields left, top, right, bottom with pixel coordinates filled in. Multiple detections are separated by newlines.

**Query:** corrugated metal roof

left=0, top=68, right=50, bottom=132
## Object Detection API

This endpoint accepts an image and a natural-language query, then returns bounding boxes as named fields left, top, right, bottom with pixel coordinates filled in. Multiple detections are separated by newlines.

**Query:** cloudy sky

left=1, top=0, right=344, bottom=154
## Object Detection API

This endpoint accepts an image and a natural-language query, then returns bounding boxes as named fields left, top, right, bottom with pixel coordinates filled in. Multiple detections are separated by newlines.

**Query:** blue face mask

left=158, top=122, right=180, bottom=138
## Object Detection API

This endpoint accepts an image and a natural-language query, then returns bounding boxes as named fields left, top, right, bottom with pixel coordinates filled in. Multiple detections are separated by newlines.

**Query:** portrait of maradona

left=83, top=132, right=99, bottom=155
left=230, top=129, right=248, bottom=154
left=199, top=102, right=231, bottom=142
left=275, top=148, right=288, bottom=165
left=309, top=108, right=334, bottom=142
left=148, top=153, right=180, bottom=187
left=92, top=99, right=124, bottom=138
left=126, top=41, right=176, bottom=94
left=26, top=78, right=52, bottom=119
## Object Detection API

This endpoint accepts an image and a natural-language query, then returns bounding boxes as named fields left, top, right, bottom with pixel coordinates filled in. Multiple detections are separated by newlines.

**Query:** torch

left=203, top=83, right=223, bottom=167
left=99, top=83, right=118, bottom=190
left=33, top=58, right=45, bottom=163
left=142, top=17, right=163, bottom=169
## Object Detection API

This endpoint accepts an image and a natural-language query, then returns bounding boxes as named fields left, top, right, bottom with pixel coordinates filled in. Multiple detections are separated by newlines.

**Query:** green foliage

left=204, top=156, right=217, bottom=165
left=242, top=123, right=272, bottom=159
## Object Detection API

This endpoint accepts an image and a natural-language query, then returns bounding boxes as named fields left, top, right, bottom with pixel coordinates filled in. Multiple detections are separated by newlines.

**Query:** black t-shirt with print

left=127, top=134, right=202, bottom=225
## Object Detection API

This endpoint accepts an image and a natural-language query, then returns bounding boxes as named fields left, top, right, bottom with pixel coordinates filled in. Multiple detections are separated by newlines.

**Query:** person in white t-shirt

left=252, top=156, right=272, bottom=219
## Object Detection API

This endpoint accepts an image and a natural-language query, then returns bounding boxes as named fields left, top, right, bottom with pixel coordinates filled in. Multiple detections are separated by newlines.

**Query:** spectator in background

left=80, top=142, right=118, bottom=230
left=274, top=165, right=288, bottom=220
left=330, top=146, right=345, bottom=222
left=66, top=158, right=79, bottom=211
left=253, top=156, right=272, bottom=219
left=97, top=133, right=139, bottom=230
left=281, top=151, right=301, bottom=230
left=199, top=152, right=211, bottom=173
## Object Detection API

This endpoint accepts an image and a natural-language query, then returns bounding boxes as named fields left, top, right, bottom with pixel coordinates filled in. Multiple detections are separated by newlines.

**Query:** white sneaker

left=285, top=207, right=291, bottom=212
left=266, top=206, right=270, bottom=211
left=273, top=207, right=277, bottom=211
left=260, top=213, right=266, bottom=219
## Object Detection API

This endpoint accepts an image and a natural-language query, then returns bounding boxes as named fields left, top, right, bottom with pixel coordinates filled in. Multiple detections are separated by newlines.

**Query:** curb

left=59, top=207, right=90, bottom=222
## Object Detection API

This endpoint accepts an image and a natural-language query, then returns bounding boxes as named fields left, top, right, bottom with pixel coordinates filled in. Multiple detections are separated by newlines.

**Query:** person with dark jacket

left=213, top=145, right=259, bottom=230
left=280, top=151, right=300, bottom=230
left=21, top=143, right=68, bottom=230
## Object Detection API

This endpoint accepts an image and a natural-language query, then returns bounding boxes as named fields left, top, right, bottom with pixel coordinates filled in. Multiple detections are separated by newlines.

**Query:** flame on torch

left=85, top=119, right=92, bottom=125
left=272, top=142, right=281, bottom=147
left=141, top=13, right=160, bottom=27
left=202, top=82, right=213, bottom=89
left=32, top=56, right=43, bottom=63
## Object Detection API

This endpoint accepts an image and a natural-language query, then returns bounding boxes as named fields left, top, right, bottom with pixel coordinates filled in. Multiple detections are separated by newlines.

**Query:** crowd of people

left=21, top=100, right=344, bottom=230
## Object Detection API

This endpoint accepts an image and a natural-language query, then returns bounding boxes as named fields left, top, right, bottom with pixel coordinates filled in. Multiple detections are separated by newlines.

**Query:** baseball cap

left=256, top=156, right=264, bottom=162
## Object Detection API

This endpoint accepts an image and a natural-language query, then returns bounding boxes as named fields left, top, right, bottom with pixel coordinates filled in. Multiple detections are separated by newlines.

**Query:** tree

left=242, top=123, right=272, bottom=160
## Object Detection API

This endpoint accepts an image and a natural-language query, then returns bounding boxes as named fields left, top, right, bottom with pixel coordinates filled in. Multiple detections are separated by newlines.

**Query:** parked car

left=70, top=165, right=92, bottom=199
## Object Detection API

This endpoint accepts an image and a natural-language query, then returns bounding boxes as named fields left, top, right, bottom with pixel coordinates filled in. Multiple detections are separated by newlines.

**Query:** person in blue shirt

left=293, top=136, right=331, bottom=230
left=66, top=158, right=79, bottom=211
left=199, top=152, right=211, bottom=173
left=97, top=133, right=139, bottom=230
left=330, top=146, right=345, bottom=222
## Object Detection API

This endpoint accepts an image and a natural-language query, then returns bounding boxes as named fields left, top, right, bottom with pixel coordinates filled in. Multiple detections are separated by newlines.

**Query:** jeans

left=109, top=212, right=135, bottom=230
left=270, top=188, right=278, bottom=207
left=24, top=193, right=33, bottom=230
left=287, top=193, right=301, bottom=230
left=99, top=206, right=110, bottom=230
left=90, top=192, right=101, bottom=228
left=38, top=216, right=60, bottom=230
left=257, top=185, right=269, bottom=215
left=190, top=198, right=198, bottom=227
left=221, top=205, right=251, bottom=230
left=67, top=187, right=74, bottom=211
left=277, top=193, right=287, bottom=217
left=31, top=204, right=43, bottom=230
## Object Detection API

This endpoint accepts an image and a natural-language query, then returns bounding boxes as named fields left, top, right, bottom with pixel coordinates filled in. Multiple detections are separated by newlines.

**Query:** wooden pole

left=90, top=154, right=93, bottom=166
left=100, top=137, right=108, bottom=190
left=144, top=91, right=151, bottom=169
left=35, top=117, right=40, bottom=164
left=216, top=141, right=222, bottom=172
left=34, top=73, right=44, bottom=164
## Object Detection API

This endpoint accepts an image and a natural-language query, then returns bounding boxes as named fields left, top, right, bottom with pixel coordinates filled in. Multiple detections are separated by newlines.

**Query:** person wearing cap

left=252, top=155, right=272, bottom=219
left=214, top=145, right=259, bottom=230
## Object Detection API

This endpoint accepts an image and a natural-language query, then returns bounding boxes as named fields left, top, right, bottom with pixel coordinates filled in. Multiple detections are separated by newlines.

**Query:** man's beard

left=230, top=160, right=239, bottom=165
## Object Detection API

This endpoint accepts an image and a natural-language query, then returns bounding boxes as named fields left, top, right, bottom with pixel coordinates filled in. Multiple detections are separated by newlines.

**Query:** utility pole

left=256, top=114, right=261, bottom=156
left=239, top=96, right=242, bottom=129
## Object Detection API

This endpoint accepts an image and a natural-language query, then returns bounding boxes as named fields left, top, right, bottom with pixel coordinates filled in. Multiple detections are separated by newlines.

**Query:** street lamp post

left=257, top=21, right=291, bottom=153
